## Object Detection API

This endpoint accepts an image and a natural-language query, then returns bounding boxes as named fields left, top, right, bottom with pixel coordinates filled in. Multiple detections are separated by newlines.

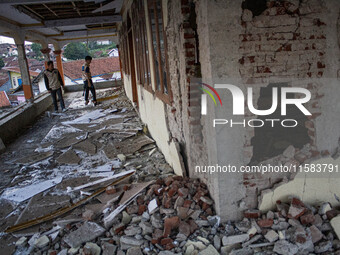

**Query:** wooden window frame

left=132, top=0, right=153, bottom=93
left=148, top=0, right=172, bottom=104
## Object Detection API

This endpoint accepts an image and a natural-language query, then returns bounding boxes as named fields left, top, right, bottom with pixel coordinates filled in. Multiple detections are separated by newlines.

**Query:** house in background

left=2, top=67, right=41, bottom=90
left=108, top=48, right=119, bottom=57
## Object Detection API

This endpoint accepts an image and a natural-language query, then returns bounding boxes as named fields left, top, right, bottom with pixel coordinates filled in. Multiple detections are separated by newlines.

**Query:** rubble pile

left=0, top=87, right=339, bottom=255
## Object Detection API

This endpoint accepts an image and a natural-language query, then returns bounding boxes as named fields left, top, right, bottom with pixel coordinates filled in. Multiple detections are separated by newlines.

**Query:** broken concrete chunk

left=273, top=240, right=298, bottom=255
left=198, top=244, right=219, bottom=255
left=314, top=240, right=332, bottom=253
left=222, top=234, right=249, bottom=246
left=283, top=145, right=295, bottom=158
left=34, top=235, right=50, bottom=249
left=102, top=242, right=117, bottom=255
left=331, top=215, right=340, bottom=239
left=83, top=242, right=101, bottom=255
left=309, top=225, right=323, bottom=243
left=63, top=222, right=105, bottom=248
left=117, top=154, right=126, bottom=162
left=57, top=149, right=81, bottom=165
left=120, top=236, right=144, bottom=249
left=265, top=230, right=279, bottom=243
left=127, top=247, right=143, bottom=255
left=319, top=202, right=332, bottom=215
left=15, top=236, right=27, bottom=247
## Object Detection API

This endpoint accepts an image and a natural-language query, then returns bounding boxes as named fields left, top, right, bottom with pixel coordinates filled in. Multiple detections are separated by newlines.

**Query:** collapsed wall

left=165, top=0, right=340, bottom=221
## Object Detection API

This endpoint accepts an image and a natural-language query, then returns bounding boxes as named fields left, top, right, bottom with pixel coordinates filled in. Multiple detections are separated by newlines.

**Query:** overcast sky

left=0, top=36, right=32, bottom=44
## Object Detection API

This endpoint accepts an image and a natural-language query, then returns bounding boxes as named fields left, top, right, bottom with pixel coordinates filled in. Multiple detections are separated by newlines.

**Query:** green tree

left=0, top=58, right=4, bottom=69
left=64, top=42, right=90, bottom=60
left=31, top=43, right=42, bottom=59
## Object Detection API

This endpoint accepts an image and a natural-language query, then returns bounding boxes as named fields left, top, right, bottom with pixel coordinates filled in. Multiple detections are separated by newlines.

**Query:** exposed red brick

left=138, top=205, right=147, bottom=215
left=123, top=185, right=130, bottom=191
left=163, top=216, right=180, bottom=237
left=296, top=235, right=307, bottom=244
left=300, top=213, right=316, bottom=225
left=183, top=200, right=192, bottom=208
left=106, top=186, right=116, bottom=195
left=317, top=61, right=325, bottom=68
left=257, top=218, right=274, bottom=228
left=184, top=33, right=195, bottom=39
left=244, top=209, right=261, bottom=219
left=161, top=238, right=173, bottom=245
left=326, top=209, right=340, bottom=220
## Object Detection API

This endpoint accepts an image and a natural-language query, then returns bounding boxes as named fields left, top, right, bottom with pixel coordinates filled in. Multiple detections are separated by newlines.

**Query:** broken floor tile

left=1, top=177, right=63, bottom=203
left=73, top=139, right=97, bottom=155
left=63, top=222, right=105, bottom=248
left=57, top=149, right=81, bottom=165
left=16, top=151, right=53, bottom=165
left=222, top=234, right=249, bottom=246
left=103, top=135, right=154, bottom=159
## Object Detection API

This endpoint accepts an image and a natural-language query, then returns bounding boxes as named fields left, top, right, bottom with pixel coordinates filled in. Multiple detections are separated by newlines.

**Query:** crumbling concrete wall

left=194, top=0, right=340, bottom=221
left=119, top=0, right=340, bottom=221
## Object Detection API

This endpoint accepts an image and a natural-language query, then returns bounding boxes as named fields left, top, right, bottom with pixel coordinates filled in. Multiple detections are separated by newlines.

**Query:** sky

left=0, top=36, right=32, bottom=45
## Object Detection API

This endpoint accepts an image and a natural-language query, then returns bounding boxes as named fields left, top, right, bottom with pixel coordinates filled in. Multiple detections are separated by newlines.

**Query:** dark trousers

left=51, top=88, right=65, bottom=111
left=84, top=80, right=96, bottom=102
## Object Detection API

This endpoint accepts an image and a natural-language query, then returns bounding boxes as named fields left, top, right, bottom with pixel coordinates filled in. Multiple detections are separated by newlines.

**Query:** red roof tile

left=62, top=57, right=120, bottom=80
left=2, top=67, right=40, bottom=77
left=0, top=91, right=10, bottom=107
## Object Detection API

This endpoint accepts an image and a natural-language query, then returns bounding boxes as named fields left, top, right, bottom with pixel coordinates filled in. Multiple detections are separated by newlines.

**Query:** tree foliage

left=31, top=43, right=42, bottom=59
left=64, top=42, right=90, bottom=60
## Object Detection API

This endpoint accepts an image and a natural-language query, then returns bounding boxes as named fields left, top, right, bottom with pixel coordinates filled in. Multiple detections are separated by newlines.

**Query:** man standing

left=82, top=56, right=97, bottom=106
left=44, top=61, right=67, bottom=113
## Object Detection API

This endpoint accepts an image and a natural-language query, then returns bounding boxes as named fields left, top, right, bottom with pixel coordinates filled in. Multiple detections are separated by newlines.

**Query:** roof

left=62, top=57, right=120, bottom=80
left=0, top=69, right=9, bottom=87
left=2, top=67, right=40, bottom=77
left=0, top=91, right=10, bottom=107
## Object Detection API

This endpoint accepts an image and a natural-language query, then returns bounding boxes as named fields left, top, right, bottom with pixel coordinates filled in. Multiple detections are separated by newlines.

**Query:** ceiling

left=0, top=0, right=123, bottom=46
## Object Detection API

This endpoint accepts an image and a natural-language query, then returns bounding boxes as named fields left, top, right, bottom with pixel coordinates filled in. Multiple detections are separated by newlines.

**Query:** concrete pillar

left=40, top=47, right=51, bottom=69
left=53, top=50, right=65, bottom=85
left=16, top=43, right=33, bottom=101
left=118, top=46, right=123, bottom=80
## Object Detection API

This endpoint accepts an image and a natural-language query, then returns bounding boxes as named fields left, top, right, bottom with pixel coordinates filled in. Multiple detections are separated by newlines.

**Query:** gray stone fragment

left=126, top=247, right=143, bottom=255
left=198, top=245, right=219, bottom=255
left=63, top=222, right=105, bottom=248
left=213, top=235, right=221, bottom=250
left=222, top=234, right=249, bottom=246
left=314, top=241, right=332, bottom=253
left=273, top=240, right=299, bottom=255
left=102, top=242, right=117, bottom=255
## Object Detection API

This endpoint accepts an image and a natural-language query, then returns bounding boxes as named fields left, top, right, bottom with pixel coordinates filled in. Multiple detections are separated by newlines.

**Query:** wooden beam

left=43, top=15, right=122, bottom=27
left=92, top=0, right=123, bottom=13
left=71, top=1, right=82, bottom=16
left=50, top=27, right=116, bottom=38
left=43, top=3, right=59, bottom=17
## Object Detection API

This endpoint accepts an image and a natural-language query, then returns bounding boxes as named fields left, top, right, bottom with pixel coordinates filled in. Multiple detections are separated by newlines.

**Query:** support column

left=53, top=50, right=65, bottom=84
left=40, top=47, right=51, bottom=69
left=118, top=46, right=123, bottom=80
left=15, top=41, right=33, bottom=101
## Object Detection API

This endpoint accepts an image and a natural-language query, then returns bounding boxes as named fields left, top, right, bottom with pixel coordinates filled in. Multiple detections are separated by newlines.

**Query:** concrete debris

left=56, top=149, right=81, bottom=165
left=34, top=235, right=50, bottom=249
left=1, top=176, right=63, bottom=203
left=63, top=222, right=105, bottom=248
left=4, top=88, right=340, bottom=255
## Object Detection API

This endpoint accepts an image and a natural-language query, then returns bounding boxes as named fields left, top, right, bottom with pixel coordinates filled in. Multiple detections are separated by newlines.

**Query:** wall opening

left=250, top=83, right=310, bottom=164
left=242, top=0, right=267, bottom=17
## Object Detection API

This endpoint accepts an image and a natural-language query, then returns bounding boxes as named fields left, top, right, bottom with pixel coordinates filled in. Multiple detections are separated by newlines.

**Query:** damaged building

left=119, top=0, right=340, bottom=221
left=0, top=0, right=339, bottom=254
